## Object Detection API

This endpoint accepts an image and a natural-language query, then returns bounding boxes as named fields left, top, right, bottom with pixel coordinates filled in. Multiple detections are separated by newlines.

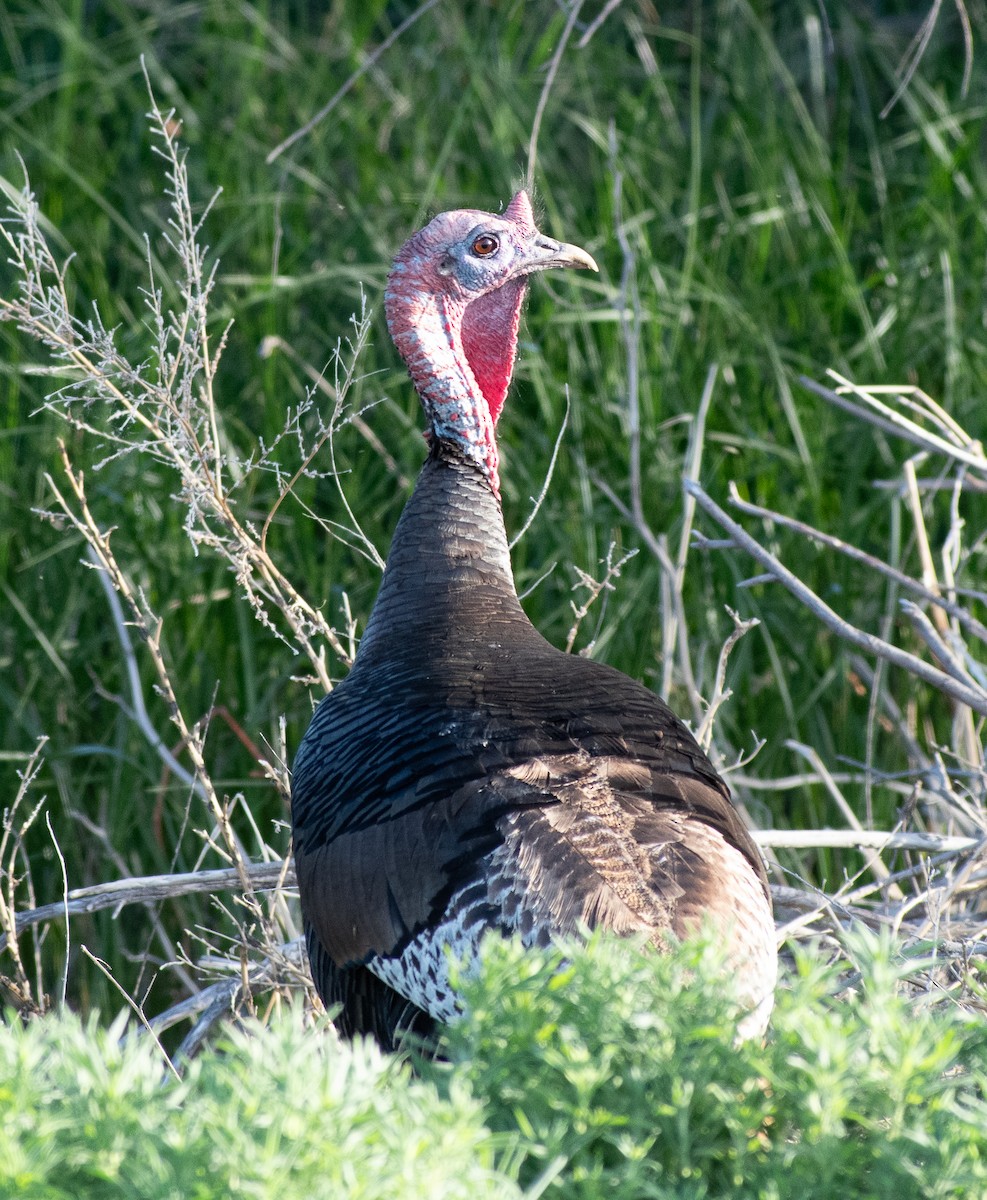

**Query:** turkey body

left=291, top=195, right=776, bottom=1049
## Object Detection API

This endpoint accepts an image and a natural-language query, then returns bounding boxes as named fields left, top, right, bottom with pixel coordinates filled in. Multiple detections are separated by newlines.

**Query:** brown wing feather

left=483, top=754, right=776, bottom=1018
left=298, top=748, right=770, bottom=975
left=486, top=753, right=768, bottom=938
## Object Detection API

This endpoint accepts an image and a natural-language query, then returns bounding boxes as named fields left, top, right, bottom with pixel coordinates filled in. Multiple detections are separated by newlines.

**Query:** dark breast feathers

left=291, top=579, right=775, bottom=1047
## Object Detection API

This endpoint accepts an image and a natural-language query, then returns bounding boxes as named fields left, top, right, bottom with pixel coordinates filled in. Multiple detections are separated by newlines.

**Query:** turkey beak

left=525, top=234, right=599, bottom=275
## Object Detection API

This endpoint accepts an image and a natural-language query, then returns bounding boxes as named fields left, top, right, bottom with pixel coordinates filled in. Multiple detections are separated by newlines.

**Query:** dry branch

left=800, top=372, right=987, bottom=475
left=7, top=820, right=984, bottom=953
left=724, top=485, right=987, bottom=644
left=0, top=862, right=293, bottom=952
left=0, top=83, right=364, bottom=686
left=757, top=829, right=983, bottom=853
left=685, top=479, right=987, bottom=717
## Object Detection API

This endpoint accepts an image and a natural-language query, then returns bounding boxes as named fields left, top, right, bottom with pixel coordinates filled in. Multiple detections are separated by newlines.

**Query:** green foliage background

left=1, top=0, right=985, bottom=1013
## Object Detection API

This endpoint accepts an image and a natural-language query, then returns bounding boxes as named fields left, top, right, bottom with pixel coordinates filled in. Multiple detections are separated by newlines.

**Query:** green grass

left=1, top=935, right=985, bottom=1199
left=1, top=0, right=985, bottom=1015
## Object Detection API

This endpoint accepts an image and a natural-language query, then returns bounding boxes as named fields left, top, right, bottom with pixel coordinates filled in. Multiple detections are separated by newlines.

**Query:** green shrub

left=4, top=936, right=982, bottom=1200
left=0, top=1008, right=515, bottom=1200
left=1, top=936, right=987, bottom=1200
left=429, top=933, right=987, bottom=1200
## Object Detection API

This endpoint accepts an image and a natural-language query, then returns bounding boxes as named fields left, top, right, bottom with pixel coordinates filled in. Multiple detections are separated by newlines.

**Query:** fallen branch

left=0, top=861, right=294, bottom=951
left=757, top=829, right=984, bottom=854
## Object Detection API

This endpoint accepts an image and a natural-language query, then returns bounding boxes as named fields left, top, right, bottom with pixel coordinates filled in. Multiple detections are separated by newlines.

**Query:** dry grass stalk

left=0, top=736, right=50, bottom=1014
left=0, top=79, right=345, bottom=1034
left=0, top=70, right=371, bottom=689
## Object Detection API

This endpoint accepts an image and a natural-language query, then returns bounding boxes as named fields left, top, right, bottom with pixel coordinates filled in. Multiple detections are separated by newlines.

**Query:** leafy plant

left=0, top=935, right=984, bottom=1199
left=432, top=933, right=987, bottom=1199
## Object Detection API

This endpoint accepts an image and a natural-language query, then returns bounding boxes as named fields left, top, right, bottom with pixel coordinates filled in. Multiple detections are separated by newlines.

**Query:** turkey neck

left=354, top=446, right=524, bottom=667
left=385, top=279, right=526, bottom=498
left=367, top=261, right=527, bottom=667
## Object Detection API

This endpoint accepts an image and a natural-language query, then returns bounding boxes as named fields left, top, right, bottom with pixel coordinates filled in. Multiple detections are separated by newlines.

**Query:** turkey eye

left=471, top=234, right=499, bottom=257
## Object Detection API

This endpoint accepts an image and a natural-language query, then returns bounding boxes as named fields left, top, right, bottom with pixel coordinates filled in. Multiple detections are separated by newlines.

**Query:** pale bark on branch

left=684, top=479, right=987, bottom=717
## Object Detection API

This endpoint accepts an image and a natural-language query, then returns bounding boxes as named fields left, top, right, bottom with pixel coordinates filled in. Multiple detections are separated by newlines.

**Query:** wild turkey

left=291, top=191, right=776, bottom=1048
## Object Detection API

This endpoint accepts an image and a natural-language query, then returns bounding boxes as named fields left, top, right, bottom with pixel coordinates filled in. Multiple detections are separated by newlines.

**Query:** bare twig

left=0, top=861, right=293, bottom=951
left=0, top=736, right=49, bottom=1011
left=564, top=544, right=637, bottom=656
left=259, top=326, right=406, bottom=493
left=611, top=126, right=644, bottom=536
left=685, top=479, right=987, bottom=716
left=733, top=770, right=916, bottom=796
left=901, top=600, right=980, bottom=689
left=785, top=740, right=898, bottom=892
left=527, top=0, right=587, bottom=188
left=81, top=947, right=180, bottom=1079
left=266, top=0, right=443, bottom=164
left=694, top=607, right=759, bottom=751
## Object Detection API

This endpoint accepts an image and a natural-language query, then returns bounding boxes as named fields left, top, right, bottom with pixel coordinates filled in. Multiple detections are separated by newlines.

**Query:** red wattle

left=461, top=277, right=526, bottom=426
